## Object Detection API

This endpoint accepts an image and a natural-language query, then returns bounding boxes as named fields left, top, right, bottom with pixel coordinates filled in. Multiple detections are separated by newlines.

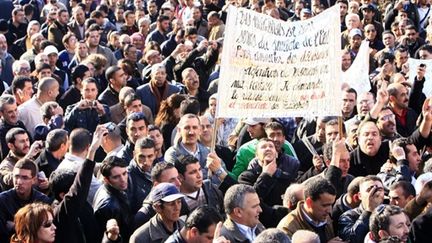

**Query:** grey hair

left=224, top=184, right=256, bottom=214
left=26, top=20, right=40, bottom=33
left=12, top=60, right=30, bottom=74
left=292, top=230, right=320, bottom=243
left=0, top=94, right=16, bottom=112
left=255, top=229, right=291, bottom=243
left=283, top=183, right=304, bottom=208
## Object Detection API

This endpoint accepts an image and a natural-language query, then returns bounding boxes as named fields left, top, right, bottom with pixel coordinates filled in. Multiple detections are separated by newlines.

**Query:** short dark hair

left=417, top=44, right=432, bottom=55
left=46, top=129, right=68, bottom=152
left=105, top=66, right=122, bottom=82
left=6, top=127, right=27, bottom=144
left=175, top=155, right=199, bottom=176
left=264, top=121, right=285, bottom=134
left=323, top=140, right=349, bottom=162
left=69, top=128, right=91, bottom=154
left=71, top=65, right=90, bottom=84
left=389, top=181, right=416, bottom=198
left=36, top=63, right=51, bottom=74
left=184, top=27, right=198, bottom=37
left=389, top=138, right=414, bottom=163
left=0, top=94, right=16, bottom=112
left=185, top=205, right=222, bottom=233
left=100, top=156, right=128, bottom=177
left=11, top=76, right=32, bottom=94
left=126, top=112, right=149, bottom=126
left=85, top=24, right=101, bottom=39
left=134, top=137, right=155, bottom=151
left=14, top=158, right=37, bottom=177
left=157, top=15, right=170, bottom=23
left=40, top=101, right=60, bottom=120
left=303, top=177, right=336, bottom=201
left=179, top=98, right=200, bottom=116
left=49, top=168, right=76, bottom=201
left=370, top=205, right=405, bottom=241
left=224, top=184, right=256, bottom=214
left=344, top=87, right=357, bottom=98
left=151, top=162, right=175, bottom=182
left=124, top=94, right=141, bottom=108
left=148, top=124, right=161, bottom=133
left=90, top=10, right=104, bottom=19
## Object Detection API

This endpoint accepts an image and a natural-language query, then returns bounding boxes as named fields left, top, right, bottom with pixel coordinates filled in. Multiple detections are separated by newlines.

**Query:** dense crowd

left=0, top=0, right=432, bottom=242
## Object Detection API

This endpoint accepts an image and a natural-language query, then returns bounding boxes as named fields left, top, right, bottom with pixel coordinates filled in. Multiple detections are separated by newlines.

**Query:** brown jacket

left=277, top=201, right=334, bottom=240
left=220, top=217, right=265, bottom=243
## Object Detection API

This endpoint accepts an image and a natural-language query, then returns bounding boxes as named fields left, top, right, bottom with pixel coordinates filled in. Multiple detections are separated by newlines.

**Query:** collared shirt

left=300, top=204, right=327, bottom=228
left=234, top=221, right=258, bottom=242
left=106, top=145, right=124, bottom=158
left=18, top=97, right=43, bottom=139
left=180, top=142, right=200, bottom=158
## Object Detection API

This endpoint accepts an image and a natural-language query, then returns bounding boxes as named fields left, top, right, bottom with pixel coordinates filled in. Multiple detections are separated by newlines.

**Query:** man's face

left=107, top=166, right=128, bottom=191
left=74, top=8, right=85, bottom=25
left=126, top=119, right=148, bottom=144
left=13, top=168, right=35, bottom=197
left=192, top=8, right=201, bottom=21
left=339, top=151, right=350, bottom=177
left=385, top=213, right=410, bottom=243
left=47, top=53, right=58, bottom=67
left=246, top=123, right=265, bottom=139
left=265, top=128, right=285, bottom=152
left=395, top=51, right=409, bottom=66
left=179, top=117, right=201, bottom=146
left=405, top=29, right=418, bottom=44
left=134, top=147, right=155, bottom=172
left=81, top=81, right=98, bottom=100
left=87, top=31, right=100, bottom=48
left=256, top=140, right=277, bottom=164
left=183, top=70, right=200, bottom=91
left=199, top=117, right=212, bottom=144
left=49, top=82, right=60, bottom=101
left=10, top=133, right=30, bottom=156
left=111, top=69, right=127, bottom=88
left=158, top=167, right=181, bottom=188
left=315, top=120, right=326, bottom=143
left=360, top=180, right=385, bottom=204
left=28, top=24, right=40, bottom=36
left=59, top=11, right=69, bottom=25
left=342, top=91, right=356, bottom=114
left=406, top=144, right=421, bottom=173
left=306, top=192, right=336, bottom=222
left=362, top=9, right=374, bottom=20
left=18, top=81, right=34, bottom=103
left=350, top=35, right=362, bottom=49
left=208, top=99, right=216, bottom=117
left=126, top=13, right=136, bottom=25
left=238, top=192, right=262, bottom=228
left=377, top=109, right=396, bottom=136
left=389, top=187, right=412, bottom=208
left=148, top=2, right=158, bottom=15
left=149, top=130, right=164, bottom=151
left=126, top=100, right=143, bottom=115
left=419, top=50, right=432, bottom=60
left=339, top=2, right=348, bottom=16
left=38, top=68, right=53, bottom=80
left=208, top=16, right=219, bottom=27
left=1, top=102, right=18, bottom=125
left=346, top=15, right=360, bottom=29
left=357, top=93, right=374, bottom=115
left=14, top=10, right=25, bottom=24
left=0, top=35, right=8, bottom=54
left=158, top=198, right=182, bottom=222
left=391, top=86, right=409, bottom=109
left=325, top=124, right=339, bottom=143
left=151, top=68, right=167, bottom=87
left=160, top=20, right=170, bottom=32
left=191, top=224, right=217, bottom=243
left=342, top=53, right=352, bottom=71
left=383, top=33, right=395, bottom=48
left=77, top=42, right=88, bottom=58
left=358, top=122, right=382, bottom=156
left=181, top=162, right=203, bottom=192
left=349, top=2, right=359, bottom=14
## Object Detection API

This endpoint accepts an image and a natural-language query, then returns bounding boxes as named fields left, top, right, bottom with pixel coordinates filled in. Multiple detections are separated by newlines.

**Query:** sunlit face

left=151, top=67, right=167, bottom=87
left=325, top=124, right=339, bottom=143
left=180, top=162, right=203, bottom=193
left=81, top=81, right=98, bottom=100
left=377, top=109, right=396, bottom=136
left=178, top=117, right=201, bottom=146
left=256, top=140, right=277, bottom=164
left=106, top=166, right=128, bottom=191
left=381, top=213, right=410, bottom=243
left=149, top=129, right=163, bottom=151
left=237, top=192, right=262, bottom=227
left=126, top=119, right=148, bottom=144
left=134, top=147, right=155, bottom=172
left=358, top=122, right=382, bottom=156
left=37, top=212, right=56, bottom=243
left=306, top=192, right=336, bottom=223
left=342, top=91, right=356, bottom=114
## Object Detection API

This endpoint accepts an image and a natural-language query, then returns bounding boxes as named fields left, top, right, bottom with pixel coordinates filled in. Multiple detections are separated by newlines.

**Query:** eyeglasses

left=366, top=29, right=376, bottom=33
left=380, top=114, right=395, bottom=121
left=13, top=174, right=34, bottom=181
left=42, top=220, right=54, bottom=228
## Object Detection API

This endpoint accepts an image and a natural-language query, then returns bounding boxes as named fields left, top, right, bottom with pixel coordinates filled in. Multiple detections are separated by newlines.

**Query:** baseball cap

left=301, top=8, right=312, bottom=15
left=44, top=45, right=59, bottom=56
left=150, top=183, right=184, bottom=203
left=349, top=28, right=363, bottom=38
left=415, top=172, right=432, bottom=195
left=360, top=4, right=375, bottom=11
left=244, top=117, right=271, bottom=126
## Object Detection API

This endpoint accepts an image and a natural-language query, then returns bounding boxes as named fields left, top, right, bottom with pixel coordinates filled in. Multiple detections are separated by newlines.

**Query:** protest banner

left=407, top=58, right=432, bottom=96
left=341, top=40, right=371, bottom=96
left=216, top=5, right=343, bottom=118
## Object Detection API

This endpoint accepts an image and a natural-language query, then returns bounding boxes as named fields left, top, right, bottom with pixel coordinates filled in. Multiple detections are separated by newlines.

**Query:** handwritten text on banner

left=216, top=6, right=343, bottom=118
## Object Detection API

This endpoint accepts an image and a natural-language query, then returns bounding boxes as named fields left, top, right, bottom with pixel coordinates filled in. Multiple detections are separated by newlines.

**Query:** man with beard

left=346, top=28, right=363, bottom=60
left=0, top=128, right=44, bottom=191
left=341, top=88, right=357, bottom=121
left=401, top=25, right=425, bottom=57
left=0, top=95, right=28, bottom=160
left=136, top=63, right=181, bottom=116
left=180, top=68, right=210, bottom=113
left=367, top=205, right=410, bottom=243
left=146, top=15, right=170, bottom=45
left=387, top=83, right=418, bottom=137
left=68, top=6, right=86, bottom=40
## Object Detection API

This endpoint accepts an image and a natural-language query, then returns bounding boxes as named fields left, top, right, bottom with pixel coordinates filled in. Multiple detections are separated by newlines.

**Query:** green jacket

left=229, top=139, right=297, bottom=179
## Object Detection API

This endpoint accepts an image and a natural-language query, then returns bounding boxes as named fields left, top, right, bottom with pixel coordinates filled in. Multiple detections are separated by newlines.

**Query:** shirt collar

left=180, top=142, right=200, bottom=157
left=300, top=203, right=328, bottom=227
left=234, top=221, right=258, bottom=242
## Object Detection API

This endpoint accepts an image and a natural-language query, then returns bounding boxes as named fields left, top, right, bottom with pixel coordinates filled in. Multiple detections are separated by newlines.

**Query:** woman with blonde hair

left=11, top=202, right=56, bottom=243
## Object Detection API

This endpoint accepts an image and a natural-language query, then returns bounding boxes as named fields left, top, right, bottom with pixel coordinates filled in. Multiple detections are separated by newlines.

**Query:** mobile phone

left=38, top=171, right=46, bottom=180
left=104, top=122, right=116, bottom=133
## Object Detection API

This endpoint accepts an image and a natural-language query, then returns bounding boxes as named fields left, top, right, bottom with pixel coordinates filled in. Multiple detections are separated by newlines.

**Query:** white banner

left=216, top=6, right=343, bottom=118
left=408, top=58, right=432, bottom=96
left=341, top=41, right=371, bottom=95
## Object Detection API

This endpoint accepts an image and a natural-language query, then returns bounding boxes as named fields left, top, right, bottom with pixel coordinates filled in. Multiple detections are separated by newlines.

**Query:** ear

left=324, top=159, right=331, bottom=167
left=154, top=203, right=162, bottom=214
left=233, top=207, right=242, bottom=218
left=305, top=197, right=313, bottom=209
left=189, top=227, right=199, bottom=238
left=7, top=143, right=14, bottom=150
left=378, top=229, right=389, bottom=239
